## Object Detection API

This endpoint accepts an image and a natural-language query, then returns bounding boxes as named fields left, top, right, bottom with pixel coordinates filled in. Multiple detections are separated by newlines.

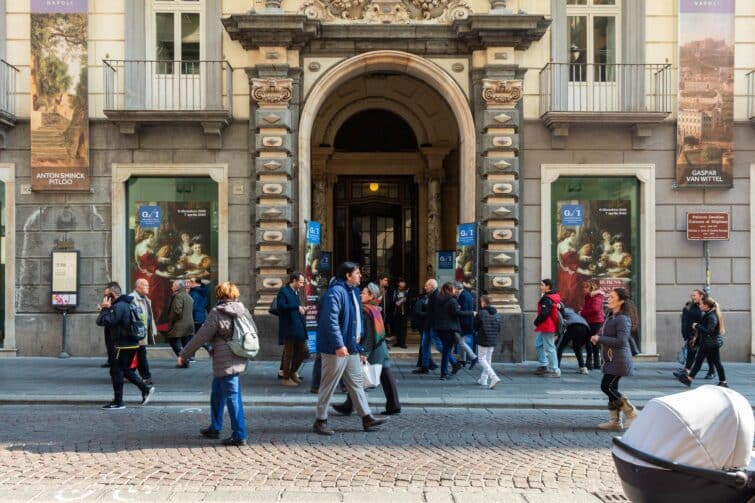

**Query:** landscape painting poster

left=30, top=0, right=89, bottom=191
left=675, top=0, right=735, bottom=189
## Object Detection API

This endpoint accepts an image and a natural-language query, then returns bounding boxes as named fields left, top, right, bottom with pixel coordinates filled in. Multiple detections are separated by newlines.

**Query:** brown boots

left=619, top=397, right=638, bottom=428
left=597, top=397, right=639, bottom=431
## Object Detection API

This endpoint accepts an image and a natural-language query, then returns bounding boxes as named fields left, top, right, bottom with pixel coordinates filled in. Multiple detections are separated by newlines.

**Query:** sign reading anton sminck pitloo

left=675, top=0, right=735, bottom=189
left=30, top=0, right=89, bottom=191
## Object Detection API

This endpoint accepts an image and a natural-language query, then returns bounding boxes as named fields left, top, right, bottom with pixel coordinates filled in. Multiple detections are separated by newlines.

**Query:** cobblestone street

left=0, top=405, right=625, bottom=502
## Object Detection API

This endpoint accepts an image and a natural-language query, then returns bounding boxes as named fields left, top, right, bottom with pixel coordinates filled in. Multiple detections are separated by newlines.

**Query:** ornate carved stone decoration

left=482, top=79, right=523, bottom=108
left=251, top=78, right=293, bottom=107
left=300, top=0, right=470, bottom=24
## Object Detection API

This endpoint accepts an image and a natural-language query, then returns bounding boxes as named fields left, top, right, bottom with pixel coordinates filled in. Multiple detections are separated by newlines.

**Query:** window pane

left=181, top=13, right=200, bottom=74
left=593, top=0, right=616, bottom=4
left=594, top=16, right=616, bottom=82
left=567, top=0, right=587, bottom=4
left=568, top=16, right=587, bottom=82
left=155, top=13, right=174, bottom=74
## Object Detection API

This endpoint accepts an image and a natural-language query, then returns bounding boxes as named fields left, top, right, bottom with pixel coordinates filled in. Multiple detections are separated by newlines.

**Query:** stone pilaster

left=248, top=65, right=303, bottom=314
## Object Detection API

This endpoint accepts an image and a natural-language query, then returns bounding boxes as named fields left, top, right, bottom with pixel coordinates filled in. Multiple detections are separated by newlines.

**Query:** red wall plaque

left=686, top=212, right=729, bottom=241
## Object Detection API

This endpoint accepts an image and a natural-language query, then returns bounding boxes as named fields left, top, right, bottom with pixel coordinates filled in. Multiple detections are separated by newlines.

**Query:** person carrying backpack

left=473, top=294, right=501, bottom=389
left=178, top=282, right=252, bottom=446
left=96, top=284, right=155, bottom=409
left=532, top=278, right=561, bottom=378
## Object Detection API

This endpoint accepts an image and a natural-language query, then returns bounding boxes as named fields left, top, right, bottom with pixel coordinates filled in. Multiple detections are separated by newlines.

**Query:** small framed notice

left=51, top=250, right=79, bottom=308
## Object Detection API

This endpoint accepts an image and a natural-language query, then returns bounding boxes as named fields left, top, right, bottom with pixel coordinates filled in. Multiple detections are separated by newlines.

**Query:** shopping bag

left=361, top=362, right=383, bottom=389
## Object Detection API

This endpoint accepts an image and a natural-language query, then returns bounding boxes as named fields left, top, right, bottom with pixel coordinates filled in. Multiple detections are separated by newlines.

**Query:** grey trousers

left=316, top=353, right=371, bottom=420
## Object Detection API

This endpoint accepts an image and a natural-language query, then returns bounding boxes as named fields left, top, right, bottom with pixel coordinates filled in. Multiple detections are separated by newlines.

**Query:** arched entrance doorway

left=298, top=51, right=475, bottom=285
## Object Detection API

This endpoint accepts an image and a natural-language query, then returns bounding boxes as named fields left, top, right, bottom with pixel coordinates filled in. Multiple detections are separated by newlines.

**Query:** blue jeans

left=535, top=332, right=558, bottom=372
left=210, top=374, right=247, bottom=441
left=420, top=329, right=456, bottom=369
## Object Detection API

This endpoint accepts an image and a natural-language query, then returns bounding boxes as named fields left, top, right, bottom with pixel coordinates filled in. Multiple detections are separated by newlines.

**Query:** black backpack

left=127, top=300, right=148, bottom=341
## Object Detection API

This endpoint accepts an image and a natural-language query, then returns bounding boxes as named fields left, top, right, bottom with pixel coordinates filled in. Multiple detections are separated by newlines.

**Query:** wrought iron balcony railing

left=103, top=59, right=233, bottom=114
left=539, top=62, right=673, bottom=121
left=747, top=70, right=754, bottom=122
left=0, top=59, right=19, bottom=124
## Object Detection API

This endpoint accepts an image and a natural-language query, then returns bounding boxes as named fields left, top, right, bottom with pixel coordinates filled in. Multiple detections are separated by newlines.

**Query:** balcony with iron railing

left=0, top=59, right=19, bottom=132
left=103, top=59, right=233, bottom=145
left=747, top=70, right=755, bottom=127
left=538, top=63, right=673, bottom=138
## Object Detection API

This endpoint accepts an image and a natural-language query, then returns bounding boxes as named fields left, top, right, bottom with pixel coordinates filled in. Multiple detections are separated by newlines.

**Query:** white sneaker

left=544, top=369, right=561, bottom=378
left=489, top=377, right=501, bottom=390
left=578, top=367, right=589, bottom=375
left=476, top=378, right=488, bottom=386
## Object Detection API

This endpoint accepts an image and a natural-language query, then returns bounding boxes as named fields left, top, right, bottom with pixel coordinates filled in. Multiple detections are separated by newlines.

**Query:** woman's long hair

left=613, top=288, right=638, bottom=331
left=702, top=297, right=725, bottom=335
left=440, top=282, right=455, bottom=298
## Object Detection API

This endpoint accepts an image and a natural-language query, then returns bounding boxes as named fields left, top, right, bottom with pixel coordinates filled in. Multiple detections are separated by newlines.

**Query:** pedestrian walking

left=333, top=282, right=401, bottom=416
left=130, top=278, right=157, bottom=385
left=454, top=281, right=478, bottom=368
left=533, top=279, right=561, bottom=377
left=414, top=279, right=458, bottom=374
left=166, top=279, right=194, bottom=367
left=556, top=307, right=591, bottom=374
left=674, top=289, right=715, bottom=380
left=277, top=272, right=309, bottom=387
left=189, top=278, right=210, bottom=334
left=579, top=281, right=604, bottom=370
left=178, top=282, right=251, bottom=446
left=98, top=281, right=121, bottom=368
left=591, top=287, right=638, bottom=431
left=388, top=278, right=410, bottom=349
left=473, top=294, right=501, bottom=389
left=676, top=297, right=728, bottom=388
left=96, top=284, right=155, bottom=409
left=435, top=282, right=474, bottom=380
left=312, top=262, right=387, bottom=436
left=377, top=273, right=391, bottom=337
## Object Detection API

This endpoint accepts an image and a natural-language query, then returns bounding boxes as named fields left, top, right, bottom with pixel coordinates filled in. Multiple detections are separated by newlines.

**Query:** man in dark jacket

left=413, top=279, right=459, bottom=374
left=99, top=281, right=121, bottom=368
left=473, top=295, right=501, bottom=389
left=278, top=272, right=309, bottom=387
left=454, top=282, right=477, bottom=368
left=167, top=280, right=195, bottom=367
left=96, top=284, right=154, bottom=409
left=675, top=289, right=715, bottom=379
left=532, top=279, right=561, bottom=377
left=313, top=262, right=386, bottom=436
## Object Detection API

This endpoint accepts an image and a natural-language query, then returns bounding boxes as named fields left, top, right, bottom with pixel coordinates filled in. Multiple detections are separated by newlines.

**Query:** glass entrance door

left=350, top=205, right=401, bottom=283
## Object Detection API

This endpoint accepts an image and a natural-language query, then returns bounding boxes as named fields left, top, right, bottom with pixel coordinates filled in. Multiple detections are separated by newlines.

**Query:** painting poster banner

left=455, top=223, right=477, bottom=291
left=675, top=0, right=734, bottom=189
left=554, top=200, right=633, bottom=311
left=132, top=201, right=213, bottom=329
left=305, top=221, right=324, bottom=353
left=30, top=0, right=89, bottom=191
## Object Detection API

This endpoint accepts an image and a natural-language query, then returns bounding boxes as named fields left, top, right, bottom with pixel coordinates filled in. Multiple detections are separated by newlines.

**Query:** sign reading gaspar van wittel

left=30, top=0, right=89, bottom=191
left=675, top=0, right=735, bottom=189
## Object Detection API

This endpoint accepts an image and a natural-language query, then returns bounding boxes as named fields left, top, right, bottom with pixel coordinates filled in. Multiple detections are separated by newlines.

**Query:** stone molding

left=102, top=110, right=232, bottom=149
left=481, top=79, right=522, bottom=108
left=110, top=164, right=229, bottom=292
left=0, top=162, right=16, bottom=354
left=540, top=164, right=656, bottom=355
left=251, top=78, right=294, bottom=107
left=299, top=0, right=471, bottom=24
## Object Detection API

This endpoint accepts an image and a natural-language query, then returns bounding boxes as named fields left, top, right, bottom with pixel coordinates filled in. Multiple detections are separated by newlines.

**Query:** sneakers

left=102, top=402, right=125, bottom=410
left=200, top=427, right=220, bottom=439
left=577, top=367, right=589, bottom=375
left=533, top=366, right=547, bottom=375
left=476, top=378, right=488, bottom=386
left=468, top=357, right=479, bottom=370
left=221, top=437, right=247, bottom=446
left=677, top=373, right=692, bottom=387
left=717, top=382, right=729, bottom=388
left=544, top=369, right=561, bottom=378
left=489, top=377, right=501, bottom=390
left=141, top=386, right=156, bottom=405
left=704, top=371, right=716, bottom=380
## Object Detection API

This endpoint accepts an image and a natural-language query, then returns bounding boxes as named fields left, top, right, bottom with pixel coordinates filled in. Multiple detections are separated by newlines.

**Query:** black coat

left=96, top=295, right=135, bottom=347
left=681, top=302, right=702, bottom=340
left=696, top=309, right=720, bottom=346
left=277, top=285, right=307, bottom=344
left=474, top=306, right=501, bottom=347
left=424, top=288, right=440, bottom=331
left=434, top=295, right=474, bottom=333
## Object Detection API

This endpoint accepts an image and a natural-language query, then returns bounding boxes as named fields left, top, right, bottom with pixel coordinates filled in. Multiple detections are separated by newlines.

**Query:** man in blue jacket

left=313, top=262, right=387, bottom=435
left=277, top=272, right=309, bottom=387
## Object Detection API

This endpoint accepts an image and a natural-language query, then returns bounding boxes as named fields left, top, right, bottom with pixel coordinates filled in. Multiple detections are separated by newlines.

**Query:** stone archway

left=298, top=50, right=476, bottom=260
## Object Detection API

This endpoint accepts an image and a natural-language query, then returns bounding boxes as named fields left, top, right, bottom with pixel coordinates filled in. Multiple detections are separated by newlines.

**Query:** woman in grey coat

left=590, top=287, right=638, bottom=431
left=178, top=282, right=250, bottom=446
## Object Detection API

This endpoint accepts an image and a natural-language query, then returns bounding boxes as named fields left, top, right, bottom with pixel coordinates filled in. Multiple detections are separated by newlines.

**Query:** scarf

left=363, top=300, right=385, bottom=345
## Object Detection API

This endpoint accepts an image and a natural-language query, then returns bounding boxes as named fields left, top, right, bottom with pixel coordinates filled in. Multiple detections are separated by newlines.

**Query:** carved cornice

left=251, top=78, right=294, bottom=107
left=482, top=79, right=522, bottom=108
left=299, top=0, right=471, bottom=24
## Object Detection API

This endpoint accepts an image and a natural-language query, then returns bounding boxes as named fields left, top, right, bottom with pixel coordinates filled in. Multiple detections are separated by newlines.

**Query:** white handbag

left=361, top=362, right=383, bottom=389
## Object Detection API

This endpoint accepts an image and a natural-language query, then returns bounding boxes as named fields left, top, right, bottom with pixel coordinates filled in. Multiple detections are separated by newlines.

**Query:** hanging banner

left=456, top=223, right=477, bottom=291
left=675, top=0, right=734, bottom=189
left=304, top=221, right=323, bottom=353
left=30, top=0, right=89, bottom=191
left=436, top=250, right=455, bottom=286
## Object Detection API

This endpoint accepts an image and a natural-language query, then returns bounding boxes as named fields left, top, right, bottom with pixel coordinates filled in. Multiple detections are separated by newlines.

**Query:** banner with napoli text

left=675, top=0, right=734, bottom=189
left=30, top=0, right=89, bottom=191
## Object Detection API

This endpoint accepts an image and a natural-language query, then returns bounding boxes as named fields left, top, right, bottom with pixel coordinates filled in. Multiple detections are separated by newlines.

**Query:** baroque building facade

left=0, top=0, right=753, bottom=362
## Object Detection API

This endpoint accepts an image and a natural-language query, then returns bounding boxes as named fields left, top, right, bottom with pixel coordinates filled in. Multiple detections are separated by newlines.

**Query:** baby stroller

left=611, top=385, right=755, bottom=503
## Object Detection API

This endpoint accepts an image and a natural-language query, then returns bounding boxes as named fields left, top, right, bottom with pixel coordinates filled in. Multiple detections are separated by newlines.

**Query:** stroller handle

left=612, top=437, right=750, bottom=490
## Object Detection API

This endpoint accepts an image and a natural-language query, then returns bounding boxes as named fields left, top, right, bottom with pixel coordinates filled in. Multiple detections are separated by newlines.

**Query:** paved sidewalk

left=1, top=357, right=751, bottom=409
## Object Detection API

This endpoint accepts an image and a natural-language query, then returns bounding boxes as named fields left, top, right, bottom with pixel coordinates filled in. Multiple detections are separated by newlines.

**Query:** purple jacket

left=598, top=313, right=634, bottom=377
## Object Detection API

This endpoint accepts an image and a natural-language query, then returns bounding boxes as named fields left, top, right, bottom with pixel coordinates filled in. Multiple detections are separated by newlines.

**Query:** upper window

left=150, top=0, right=203, bottom=75
left=566, top=0, right=619, bottom=82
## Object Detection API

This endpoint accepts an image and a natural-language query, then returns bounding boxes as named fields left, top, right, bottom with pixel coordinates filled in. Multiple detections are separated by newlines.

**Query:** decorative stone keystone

left=256, top=228, right=293, bottom=245
left=484, top=249, right=520, bottom=267
left=483, top=204, right=519, bottom=222
left=486, top=226, right=519, bottom=243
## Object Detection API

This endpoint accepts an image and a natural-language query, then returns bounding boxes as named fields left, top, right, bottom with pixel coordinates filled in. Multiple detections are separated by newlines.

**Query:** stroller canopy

left=612, top=385, right=754, bottom=471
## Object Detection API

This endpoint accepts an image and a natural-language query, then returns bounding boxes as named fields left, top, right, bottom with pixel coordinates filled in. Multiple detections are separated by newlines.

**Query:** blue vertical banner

left=305, top=221, right=323, bottom=353
left=456, top=223, right=478, bottom=292
left=436, top=250, right=456, bottom=286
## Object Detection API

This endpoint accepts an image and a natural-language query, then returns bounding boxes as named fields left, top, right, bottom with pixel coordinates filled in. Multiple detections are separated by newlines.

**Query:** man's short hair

left=173, top=279, right=186, bottom=289
left=109, top=284, right=122, bottom=296
left=106, top=280, right=120, bottom=289
left=290, top=272, right=304, bottom=283
left=336, top=261, right=360, bottom=281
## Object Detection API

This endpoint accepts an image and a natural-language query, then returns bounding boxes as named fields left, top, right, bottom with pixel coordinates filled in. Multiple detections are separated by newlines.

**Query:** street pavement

left=0, top=357, right=752, bottom=502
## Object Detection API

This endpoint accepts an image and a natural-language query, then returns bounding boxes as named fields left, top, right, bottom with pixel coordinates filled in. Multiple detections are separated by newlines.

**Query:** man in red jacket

left=533, top=279, right=561, bottom=377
